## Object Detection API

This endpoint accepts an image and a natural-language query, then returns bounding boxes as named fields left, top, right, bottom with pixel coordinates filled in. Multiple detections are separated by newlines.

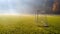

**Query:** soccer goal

left=35, top=10, right=49, bottom=27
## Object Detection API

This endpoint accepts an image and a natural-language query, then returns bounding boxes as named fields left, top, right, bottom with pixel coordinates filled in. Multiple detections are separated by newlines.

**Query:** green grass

left=0, top=15, right=60, bottom=34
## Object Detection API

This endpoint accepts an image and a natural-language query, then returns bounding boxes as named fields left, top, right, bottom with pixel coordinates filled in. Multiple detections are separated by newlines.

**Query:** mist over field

left=0, top=0, right=60, bottom=34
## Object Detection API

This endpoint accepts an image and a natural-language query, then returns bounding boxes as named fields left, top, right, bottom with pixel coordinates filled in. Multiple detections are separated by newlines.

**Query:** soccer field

left=0, top=15, right=60, bottom=34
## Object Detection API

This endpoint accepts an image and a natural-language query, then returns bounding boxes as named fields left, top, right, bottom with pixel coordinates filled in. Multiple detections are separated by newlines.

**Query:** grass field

left=0, top=15, right=60, bottom=34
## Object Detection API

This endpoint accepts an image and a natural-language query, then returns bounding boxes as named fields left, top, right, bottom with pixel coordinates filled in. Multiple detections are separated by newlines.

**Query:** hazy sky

left=0, top=0, right=47, bottom=14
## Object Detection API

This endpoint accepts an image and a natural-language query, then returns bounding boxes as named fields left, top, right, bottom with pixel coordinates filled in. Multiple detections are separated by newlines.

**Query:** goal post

left=35, top=10, right=49, bottom=27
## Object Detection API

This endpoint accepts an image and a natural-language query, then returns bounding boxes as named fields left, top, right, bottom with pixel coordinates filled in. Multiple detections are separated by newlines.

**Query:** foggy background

left=0, top=0, right=59, bottom=15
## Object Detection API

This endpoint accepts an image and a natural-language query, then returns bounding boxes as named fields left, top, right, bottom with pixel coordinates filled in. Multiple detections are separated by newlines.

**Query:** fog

left=0, top=0, right=47, bottom=15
